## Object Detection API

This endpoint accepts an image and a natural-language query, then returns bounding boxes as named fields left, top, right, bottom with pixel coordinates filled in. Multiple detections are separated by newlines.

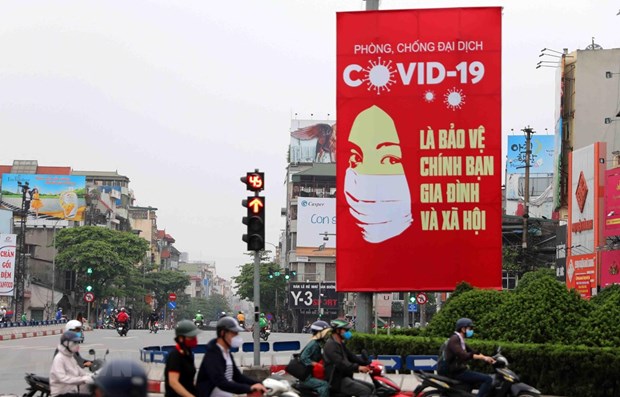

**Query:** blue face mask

left=74, top=332, right=83, bottom=341
left=465, top=329, right=474, bottom=338
left=343, top=331, right=353, bottom=340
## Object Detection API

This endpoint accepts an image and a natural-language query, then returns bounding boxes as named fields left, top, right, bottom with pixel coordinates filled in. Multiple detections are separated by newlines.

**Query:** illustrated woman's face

left=347, top=105, right=404, bottom=176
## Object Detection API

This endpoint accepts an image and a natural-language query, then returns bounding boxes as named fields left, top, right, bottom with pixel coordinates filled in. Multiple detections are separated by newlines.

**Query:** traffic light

left=268, top=269, right=274, bottom=279
left=291, top=270, right=297, bottom=278
left=241, top=172, right=265, bottom=192
left=284, top=269, right=290, bottom=280
left=85, top=267, right=93, bottom=292
left=242, top=196, right=265, bottom=251
left=86, top=267, right=93, bottom=275
left=409, top=294, right=416, bottom=303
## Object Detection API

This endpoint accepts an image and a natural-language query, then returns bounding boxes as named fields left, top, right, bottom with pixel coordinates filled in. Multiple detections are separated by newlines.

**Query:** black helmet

left=455, top=318, right=474, bottom=331
left=216, top=316, right=244, bottom=337
left=310, top=320, right=330, bottom=334
left=92, top=359, right=147, bottom=397
left=330, top=319, right=352, bottom=330
left=175, top=320, right=201, bottom=337
left=61, top=330, right=82, bottom=344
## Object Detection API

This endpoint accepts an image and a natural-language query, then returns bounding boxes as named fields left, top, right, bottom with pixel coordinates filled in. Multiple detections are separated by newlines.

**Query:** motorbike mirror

left=88, top=349, right=96, bottom=355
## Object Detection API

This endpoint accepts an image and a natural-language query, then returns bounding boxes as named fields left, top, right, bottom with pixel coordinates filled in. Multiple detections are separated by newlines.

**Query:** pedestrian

left=196, top=316, right=266, bottom=397
left=21, top=312, right=27, bottom=324
left=164, top=320, right=202, bottom=397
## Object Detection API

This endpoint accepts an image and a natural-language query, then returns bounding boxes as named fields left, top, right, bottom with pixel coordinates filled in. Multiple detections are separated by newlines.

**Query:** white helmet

left=65, top=320, right=83, bottom=332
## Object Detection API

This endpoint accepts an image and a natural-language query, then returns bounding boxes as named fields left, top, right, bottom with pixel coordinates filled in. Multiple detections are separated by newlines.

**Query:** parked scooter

left=413, top=348, right=540, bottom=397
left=116, top=322, right=129, bottom=337
left=23, top=348, right=109, bottom=397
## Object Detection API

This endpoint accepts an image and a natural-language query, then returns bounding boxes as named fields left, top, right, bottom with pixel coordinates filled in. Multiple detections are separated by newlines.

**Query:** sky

left=1, top=1, right=618, bottom=280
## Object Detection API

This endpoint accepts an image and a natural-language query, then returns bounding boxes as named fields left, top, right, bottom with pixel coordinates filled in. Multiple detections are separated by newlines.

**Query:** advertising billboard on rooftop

left=1, top=174, right=86, bottom=221
left=336, top=7, right=502, bottom=291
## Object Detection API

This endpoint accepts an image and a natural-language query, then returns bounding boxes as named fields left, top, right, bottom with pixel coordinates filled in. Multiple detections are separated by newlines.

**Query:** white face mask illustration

left=344, top=105, right=413, bottom=243
left=344, top=169, right=412, bottom=243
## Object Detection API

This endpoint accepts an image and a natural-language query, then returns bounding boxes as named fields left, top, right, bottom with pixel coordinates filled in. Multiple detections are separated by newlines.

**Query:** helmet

left=93, top=359, right=147, bottom=397
left=330, top=319, right=352, bottom=330
left=238, top=311, right=243, bottom=314
left=65, top=320, right=83, bottom=332
left=216, top=316, right=244, bottom=337
left=197, top=310, right=201, bottom=313
left=120, top=308, right=126, bottom=312
left=60, top=330, right=82, bottom=344
left=260, top=313, right=265, bottom=317
left=175, top=320, right=201, bottom=337
left=310, top=320, right=330, bottom=333
left=455, top=318, right=474, bottom=331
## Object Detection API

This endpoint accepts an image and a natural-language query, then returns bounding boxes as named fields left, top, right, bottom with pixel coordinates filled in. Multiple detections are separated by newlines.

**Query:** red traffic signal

left=241, top=172, right=265, bottom=192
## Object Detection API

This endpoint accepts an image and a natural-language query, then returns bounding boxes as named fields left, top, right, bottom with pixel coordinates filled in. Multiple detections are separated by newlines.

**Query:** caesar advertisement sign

left=288, top=282, right=339, bottom=311
left=296, top=198, right=335, bottom=257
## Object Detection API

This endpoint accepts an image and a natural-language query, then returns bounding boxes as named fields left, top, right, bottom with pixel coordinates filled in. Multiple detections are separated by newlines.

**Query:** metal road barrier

left=0, top=319, right=67, bottom=328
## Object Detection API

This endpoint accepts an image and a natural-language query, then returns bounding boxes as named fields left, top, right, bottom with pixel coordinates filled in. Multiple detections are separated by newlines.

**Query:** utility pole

left=354, top=0, right=380, bottom=335
left=521, top=126, right=535, bottom=267
left=15, top=181, right=31, bottom=320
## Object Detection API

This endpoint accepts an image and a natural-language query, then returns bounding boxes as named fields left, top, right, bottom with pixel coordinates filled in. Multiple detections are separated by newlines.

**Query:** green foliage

left=514, top=267, right=556, bottom=291
left=425, top=288, right=508, bottom=338
left=485, top=275, right=589, bottom=344
left=450, top=281, right=473, bottom=299
left=54, top=226, right=149, bottom=299
left=232, top=257, right=287, bottom=314
left=502, top=245, right=520, bottom=272
left=143, top=270, right=190, bottom=312
left=577, top=285, right=620, bottom=347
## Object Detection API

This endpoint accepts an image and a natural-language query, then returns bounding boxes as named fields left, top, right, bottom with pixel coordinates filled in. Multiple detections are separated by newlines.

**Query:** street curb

left=0, top=328, right=64, bottom=340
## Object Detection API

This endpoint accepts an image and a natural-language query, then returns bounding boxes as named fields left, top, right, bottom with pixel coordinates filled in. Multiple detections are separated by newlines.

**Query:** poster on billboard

left=0, top=234, right=17, bottom=297
left=601, top=250, right=620, bottom=288
left=296, top=198, right=335, bottom=257
left=290, top=120, right=336, bottom=164
left=555, top=224, right=567, bottom=283
left=566, top=254, right=597, bottom=298
left=505, top=135, right=555, bottom=218
left=1, top=174, right=86, bottom=221
left=604, top=169, right=620, bottom=238
left=506, top=135, right=555, bottom=174
left=336, top=8, right=502, bottom=291
left=288, top=282, right=338, bottom=311
left=0, top=209, right=12, bottom=234
left=567, top=143, right=605, bottom=298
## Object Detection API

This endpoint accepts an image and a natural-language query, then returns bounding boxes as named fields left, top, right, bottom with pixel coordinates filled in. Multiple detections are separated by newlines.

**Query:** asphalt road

left=0, top=328, right=308, bottom=395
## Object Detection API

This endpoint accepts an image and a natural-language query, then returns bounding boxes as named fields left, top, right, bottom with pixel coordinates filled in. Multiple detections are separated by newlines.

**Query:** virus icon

left=444, top=87, right=466, bottom=110
left=360, top=57, right=396, bottom=95
left=423, top=90, right=436, bottom=103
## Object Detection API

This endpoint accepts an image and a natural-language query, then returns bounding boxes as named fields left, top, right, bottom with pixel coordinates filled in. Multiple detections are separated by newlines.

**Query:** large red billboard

left=336, top=8, right=502, bottom=291
left=604, top=169, right=620, bottom=238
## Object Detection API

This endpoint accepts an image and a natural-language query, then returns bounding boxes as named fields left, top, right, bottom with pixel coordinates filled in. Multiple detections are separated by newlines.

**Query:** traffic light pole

left=252, top=250, right=261, bottom=366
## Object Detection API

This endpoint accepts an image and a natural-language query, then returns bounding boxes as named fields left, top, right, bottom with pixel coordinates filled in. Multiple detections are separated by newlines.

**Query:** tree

left=54, top=226, right=149, bottom=299
left=143, top=270, right=191, bottom=312
left=232, top=254, right=286, bottom=315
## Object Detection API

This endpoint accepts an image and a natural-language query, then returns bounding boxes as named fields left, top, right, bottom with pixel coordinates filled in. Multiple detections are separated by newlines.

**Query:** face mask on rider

left=183, top=336, right=198, bottom=349
left=465, top=329, right=474, bottom=338
left=343, top=330, right=353, bottom=340
left=67, top=341, right=80, bottom=353
left=230, top=335, right=243, bottom=349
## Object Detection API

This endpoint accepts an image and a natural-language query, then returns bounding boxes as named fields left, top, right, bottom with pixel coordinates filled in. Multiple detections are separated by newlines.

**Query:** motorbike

left=149, top=321, right=159, bottom=334
left=23, top=348, right=109, bottom=397
left=260, top=326, right=271, bottom=341
left=413, top=348, right=540, bottom=397
left=248, top=373, right=300, bottom=397
left=194, top=319, right=204, bottom=329
left=116, top=322, right=129, bottom=337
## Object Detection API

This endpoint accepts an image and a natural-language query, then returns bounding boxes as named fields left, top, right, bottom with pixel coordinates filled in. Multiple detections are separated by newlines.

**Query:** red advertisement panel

left=604, top=169, right=620, bottom=238
left=601, top=250, right=620, bottom=288
left=565, top=254, right=597, bottom=298
left=336, top=8, right=502, bottom=291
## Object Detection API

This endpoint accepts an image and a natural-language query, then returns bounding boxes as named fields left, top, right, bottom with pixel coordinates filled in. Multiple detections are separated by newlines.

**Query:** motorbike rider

left=91, top=359, right=148, bottom=397
left=53, top=320, right=92, bottom=369
left=218, top=311, right=227, bottom=319
left=236, top=311, right=245, bottom=327
left=258, top=313, right=267, bottom=330
left=299, top=320, right=331, bottom=397
left=49, top=330, right=93, bottom=396
left=116, top=307, right=129, bottom=330
left=194, top=310, right=204, bottom=324
left=165, top=320, right=202, bottom=397
left=439, top=318, right=495, bottom=397
left=196, top=316, right=266, bottom=397
left=149, top=310, right=160, bottom=332
left=323, top=319, right=373, bottom=397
